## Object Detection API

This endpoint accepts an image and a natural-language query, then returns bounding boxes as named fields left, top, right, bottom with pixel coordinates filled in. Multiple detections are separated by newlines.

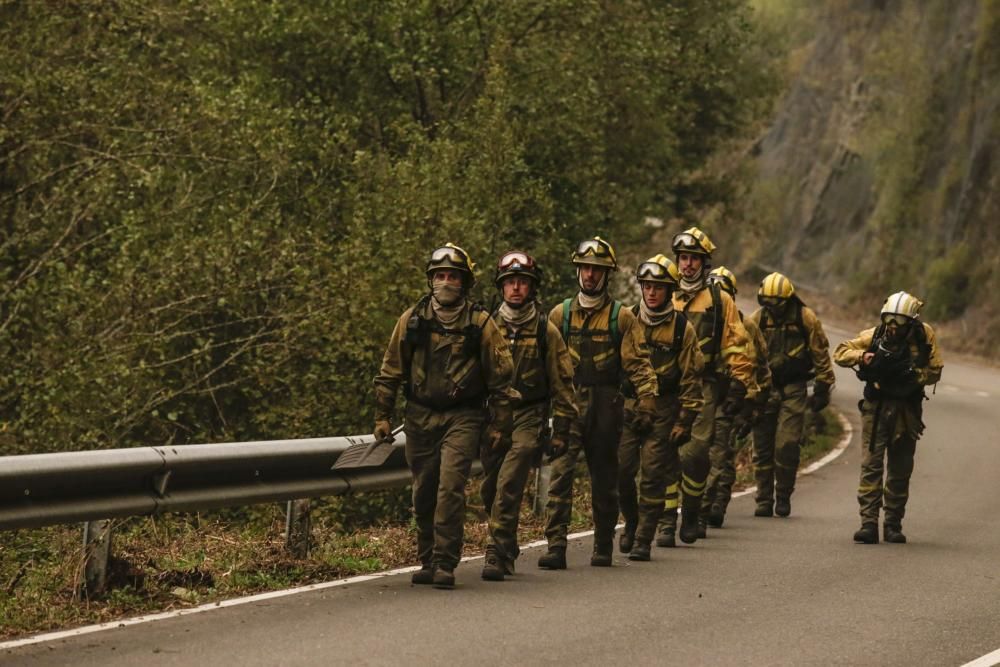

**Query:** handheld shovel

left=332, top=424, right=403, bottom=470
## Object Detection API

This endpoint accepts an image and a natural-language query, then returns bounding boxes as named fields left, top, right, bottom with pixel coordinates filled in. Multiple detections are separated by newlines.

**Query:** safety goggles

left=498, top=251, right=535, bottom=272
left=430, top=245, right=470, bottom=265
left=758, top=295, right=787, bottom=308
left=881, top=313, right=911, bottom=327
left=575, top=239, right=615, bottom=260
left=636, top=261, right=670, bottom=281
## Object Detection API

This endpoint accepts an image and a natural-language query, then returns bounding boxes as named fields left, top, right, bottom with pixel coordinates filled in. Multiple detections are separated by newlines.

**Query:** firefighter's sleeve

left=618, top=306, right=658, bottom=398
left=833, top=327, right=876, bottom=368
left=803, top=307, right=836, bottom=386
left=918, top=323, right=944, bottom=385
left=678, top=321, right=705, bottom=412
left=718, top=292, right=757, bottom=398
left=372, top=310, right=412, bottom=422
left=480, top=315, right=518, bottom=404
left=545, top=320, right=579, bottom=421
left=746, top=318, right=773, bottom=395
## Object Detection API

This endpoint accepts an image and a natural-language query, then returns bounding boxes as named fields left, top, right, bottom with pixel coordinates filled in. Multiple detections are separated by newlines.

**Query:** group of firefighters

left=373, top=228, right=944, bottom=589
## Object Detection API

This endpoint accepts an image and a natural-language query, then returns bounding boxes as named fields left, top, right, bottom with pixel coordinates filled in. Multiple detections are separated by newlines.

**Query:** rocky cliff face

left=742, top=0, right=1000, bottom=357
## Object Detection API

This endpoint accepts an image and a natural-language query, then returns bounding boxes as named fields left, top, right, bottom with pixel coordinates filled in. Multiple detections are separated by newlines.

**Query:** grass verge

left=0, top=408, right=843, bottom=641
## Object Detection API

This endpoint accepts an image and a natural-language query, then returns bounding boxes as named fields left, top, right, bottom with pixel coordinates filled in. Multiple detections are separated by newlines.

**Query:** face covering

left=679, top=267, right=704, bottom=296
left=431, top=283, right=464, bottom=326
left=577, top=268, right=609, bottom=309
left=499, top=300, right=537, bottom=329
left=639, top=297, right=674, bottom=327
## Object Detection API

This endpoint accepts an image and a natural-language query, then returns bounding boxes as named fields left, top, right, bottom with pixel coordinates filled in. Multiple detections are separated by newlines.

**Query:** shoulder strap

left=673, top=311, right=687, bottom=351
left=710, top=282, right=723, bottom=356
left=537, top=308, right=549, bottom=361
left=561, top=298, right=572, bottom=341
left=912, top=321, right=931, bottom=366
left=610, top=300, right=622, bottom=345
left=795, top=303, right=809, bottom=342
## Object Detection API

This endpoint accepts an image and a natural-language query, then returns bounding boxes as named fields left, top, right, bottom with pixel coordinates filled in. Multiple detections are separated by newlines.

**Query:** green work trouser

left=858, top=397, right=920, bottom=527
left=404, top=402, right=485, bottom=570
left=753, top=382, right=808, bottom=504
left=700, top=410, right=735, bottom=519
left=481, top=403, right=545, bottom=563
left=544, top=384, right=623, bottom=549
left=618, top=396, right=680, bottom=545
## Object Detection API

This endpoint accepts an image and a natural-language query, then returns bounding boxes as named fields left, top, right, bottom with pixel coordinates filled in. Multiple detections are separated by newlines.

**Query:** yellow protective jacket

left=742, top=313, right=773, bottom=398
left=749, top=302, right=835, bottom=388
left=374, top=297, right=517, bottom=419
left=672, top=284, right=757, bottom=398
left=492, top=307, right=577, bottom=421
left=548, top=295, right=658, bottom=398
left=626, top=306, right=704, bottom=412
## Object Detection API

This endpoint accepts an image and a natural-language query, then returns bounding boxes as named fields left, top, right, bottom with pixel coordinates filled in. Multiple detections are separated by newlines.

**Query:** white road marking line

left=975, top=391, right=990, bottom=398
left=960, top=647, right=1000, bottom=667
left=0, top=410, right=855, bottom=652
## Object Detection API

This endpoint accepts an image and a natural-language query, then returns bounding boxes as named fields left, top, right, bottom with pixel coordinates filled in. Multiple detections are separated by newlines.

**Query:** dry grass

left=0, top=413, right=840, bottom=641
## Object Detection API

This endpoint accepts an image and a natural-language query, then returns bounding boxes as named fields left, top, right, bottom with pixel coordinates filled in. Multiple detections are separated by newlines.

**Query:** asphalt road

left=6, top=320, right=1000, bottom=667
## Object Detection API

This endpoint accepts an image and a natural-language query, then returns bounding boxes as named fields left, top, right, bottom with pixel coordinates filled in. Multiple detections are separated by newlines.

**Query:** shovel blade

left=332, top=440, right=397, bottom=470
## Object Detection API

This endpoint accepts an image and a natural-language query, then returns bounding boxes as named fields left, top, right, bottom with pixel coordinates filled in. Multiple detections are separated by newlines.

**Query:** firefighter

left=373, top=243, right=517, bottom=588
left=834, top=291, right=943, bottom=544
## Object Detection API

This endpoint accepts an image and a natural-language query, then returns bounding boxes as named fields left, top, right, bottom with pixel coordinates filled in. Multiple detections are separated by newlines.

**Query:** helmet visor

left=881, top=313, right=912, bottom=327
left=430, top=246, right=469, bottom=265
left=498, top=251, right=534, bottom=272
left=758, top=295, right=787, bottom=308
left=636, top=261, right=669, bottom=281
left=673, top=232, right=705, bottom=253
left=575, top=239, right=613, bottom=259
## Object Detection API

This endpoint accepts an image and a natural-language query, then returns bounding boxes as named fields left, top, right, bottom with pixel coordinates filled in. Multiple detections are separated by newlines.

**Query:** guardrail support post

left=285, top=499, right=312, bottom=558
left=80, top=519, right=112, bottom=598
left=532, top=464, right=551, bottom=517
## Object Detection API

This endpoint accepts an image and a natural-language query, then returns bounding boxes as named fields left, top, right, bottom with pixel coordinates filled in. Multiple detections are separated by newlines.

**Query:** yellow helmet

left=758, top=272, right=795, bottom=305
left=426, top=242, right=476, bottom=286
left=671, top=226, right=716, bottom=257
left=635, top=253, right=680, bottom=285
left=880, top=291, right=923, bottom=322
left=709, top=266, right=737, bottom=296
left=572, top=236, right=618, bottom=269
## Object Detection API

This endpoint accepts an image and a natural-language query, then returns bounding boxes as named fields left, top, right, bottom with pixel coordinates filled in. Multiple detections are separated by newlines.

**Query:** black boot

left=411, top=565, right=435, bottom=585
left=774, top=497, right=791, bottom=518
left=432, top=567, right=455, bottom=589
left=679, top=508, right=700, bottom=544
left=590, top=542, right=613, bottom=567
left=754, top=501, right=773, bottom=517
left=619, top=526, right=636, bottom=554
left=628, top=542, right=651, bottom=561
left=853, top=523, right=879, bottom=544
left=884, top=523, right=907, bottom=544
left=538, top=546, right=567, bottom=570
left=655, top=527, right=676, bottom=548
left=481, top=545, right=505, bottom=581
left=708, top=505, right=725, bottom=528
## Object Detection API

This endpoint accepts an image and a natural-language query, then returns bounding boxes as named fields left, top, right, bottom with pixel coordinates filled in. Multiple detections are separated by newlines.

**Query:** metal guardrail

left=0, top=433, right=414, bottom=531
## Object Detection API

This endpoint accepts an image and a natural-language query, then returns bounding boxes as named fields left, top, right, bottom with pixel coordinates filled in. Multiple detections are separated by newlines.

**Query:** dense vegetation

left=0, top=1, right=777, bottom=455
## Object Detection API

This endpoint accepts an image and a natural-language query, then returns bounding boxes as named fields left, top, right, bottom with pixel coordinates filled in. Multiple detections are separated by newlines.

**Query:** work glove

left=807, top=381, right=832, bottom=413
left=373, top=419, right=393, bottom=442
left=721, top=380, right=747, bottom=417
left=668, top=410, right=697, bottom=447
left=546, top=415, right=572, bottom=461
left=632, top=395, right=657, bottom=436
left=486, top=400, right=513, bottom=453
